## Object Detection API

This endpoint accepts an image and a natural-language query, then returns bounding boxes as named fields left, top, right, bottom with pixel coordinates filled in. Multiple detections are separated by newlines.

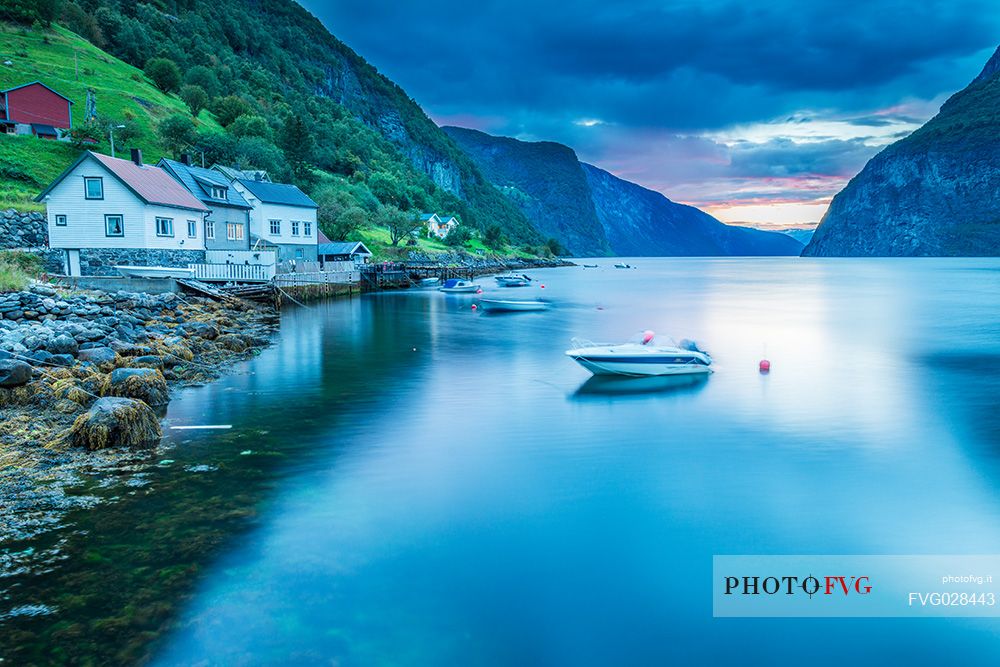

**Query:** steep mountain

left=445, top=126, right=803, bottom=256
left=442, top=127, right=610, bottom=255
left=804, top=45, right=1000, bottom=256
left=582, top=165, right=805, bottom=256
left=4, top=0, right=538, bottom=243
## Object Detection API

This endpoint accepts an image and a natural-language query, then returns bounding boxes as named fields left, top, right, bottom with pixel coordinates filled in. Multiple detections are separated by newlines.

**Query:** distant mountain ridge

left=444, top=127, right=803, bottom=257
left=804, top=45, right=1000, bottom=256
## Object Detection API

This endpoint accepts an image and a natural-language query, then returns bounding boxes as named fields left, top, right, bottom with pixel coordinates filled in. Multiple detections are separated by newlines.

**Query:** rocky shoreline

left=0, top=284, right=278, bottom=548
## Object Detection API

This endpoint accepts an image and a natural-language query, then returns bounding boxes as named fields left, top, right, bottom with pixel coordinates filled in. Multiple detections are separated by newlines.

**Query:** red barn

left=1, top=81, right=73, bottom=139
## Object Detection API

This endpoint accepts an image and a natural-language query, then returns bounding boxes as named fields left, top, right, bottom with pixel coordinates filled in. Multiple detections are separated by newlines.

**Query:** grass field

left=0, top=23, right=220, bottom=210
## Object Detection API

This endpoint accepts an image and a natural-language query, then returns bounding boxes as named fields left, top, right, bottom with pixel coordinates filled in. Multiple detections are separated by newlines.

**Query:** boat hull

left=480, top=299, right=548, bottom=312
left=565, top=345, right=712, bottom=377
left=114, top=265, right=195, bottom=279
left=439, top=285, right=480, bottom=293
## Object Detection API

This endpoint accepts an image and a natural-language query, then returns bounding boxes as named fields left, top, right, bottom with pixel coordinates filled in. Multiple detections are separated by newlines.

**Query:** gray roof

left=159, top=159, right=251, bottom=209
left=236, top=178, right=318, bottom=208
left=211, top=164, right=271, bottom=183
left=317, top=241, right=372, bottom=257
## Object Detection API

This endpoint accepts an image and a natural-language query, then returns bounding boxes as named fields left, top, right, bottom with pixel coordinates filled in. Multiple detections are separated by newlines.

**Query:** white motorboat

left=495, top=274, right=532, bottom=287
left=613, top=263, right=635, bottom=269
left=565, top=333, right=712, bottom=377
left=439, top=278, right=481, bottom=293
left=479, top=299, right=549, bottom=312
left=419, top=277, right=440, bottom=286
left=114, top=265, right=195, bottom=279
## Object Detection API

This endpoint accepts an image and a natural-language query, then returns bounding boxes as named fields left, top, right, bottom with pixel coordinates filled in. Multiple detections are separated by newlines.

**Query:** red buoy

left=759, top=359, right=771, bottom=373
left=540, top=284, right=546, bottom=288
left=471, top=304, right=478, bottom=310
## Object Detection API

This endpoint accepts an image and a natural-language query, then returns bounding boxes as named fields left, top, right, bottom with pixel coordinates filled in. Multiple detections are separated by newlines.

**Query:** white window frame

left=227, top=222, right=244, bottom=241
left=303, top=221, right=312, bottom=236
left=55, top=214, right=67, bottom=227
left=269, top=219, right=281, bottom=235
left=187, top=219, right=198, bottom=238
left=105, top=214, right=124, bottom=237
left=84, top=177, right=104, bottom=200
left=291, top=220, right=300, bottom=236
left=211, top=185, right=227, bottom=199
left=155, top=217, right=174, bottom=237
left=206, top=219, right=215, bottom=239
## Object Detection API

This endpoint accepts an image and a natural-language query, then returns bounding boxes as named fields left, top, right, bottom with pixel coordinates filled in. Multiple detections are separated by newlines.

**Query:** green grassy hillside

left=0, top=23, right=220, bottom=210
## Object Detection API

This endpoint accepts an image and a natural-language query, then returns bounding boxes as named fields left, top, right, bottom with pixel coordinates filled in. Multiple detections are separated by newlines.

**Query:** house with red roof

left=1, top=81, right=73, bottom=140
left=35, top=150, right=210, bottom=276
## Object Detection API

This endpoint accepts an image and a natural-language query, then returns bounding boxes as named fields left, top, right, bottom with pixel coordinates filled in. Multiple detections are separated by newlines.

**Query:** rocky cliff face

left=443, top=127, right=610, bottom=255
left=804, top=45, right=1000, bottom=256
left=583, top=165, right=804, bottom=256
left=445, top=127, right=801, bottom=256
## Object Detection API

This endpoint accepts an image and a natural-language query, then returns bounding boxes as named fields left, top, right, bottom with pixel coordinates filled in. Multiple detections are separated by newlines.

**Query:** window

left=295, top=248, right=304, bottom=258
left=206, top=220, right=215, bottom=240
left=211, top=185, right=227, bottom=199
left=227, top=223, right=244, bottom=241
left=303, top=222, right=311, bottom=236
left=105, top=214, right=124, bottom=237
left=4, top=124, right=15, bottom=135
left=187, top=220, right=197, bottom=238
left=291, top=220, right=300, bottom=236
left=84, top=177, right=103, bottom=200
left=155, top=217, right=174, bottom=237
left=55, top=214, right=67, bottom=227
left=269, top=219, right=281, bottom=235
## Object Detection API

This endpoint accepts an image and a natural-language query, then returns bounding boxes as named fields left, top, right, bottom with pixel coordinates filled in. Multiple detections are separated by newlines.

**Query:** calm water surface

left=9, top=258, right=1000, bottom=665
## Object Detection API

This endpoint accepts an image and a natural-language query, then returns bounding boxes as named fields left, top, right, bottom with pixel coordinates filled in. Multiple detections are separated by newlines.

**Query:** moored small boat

left=115, top=265, right=195, bottom=279
left=439, top=278, right=481, bottom=293
left=418, top=277, right=440, bottom=286
left=583, top=264, right=599, bottom=268
left=479, top=299, right=549, bottom=312
left=613, top=263, right=635, bottom=269
left=565, top=333, right=711, bottom=377
left=495, top=274, right=532, bottom=287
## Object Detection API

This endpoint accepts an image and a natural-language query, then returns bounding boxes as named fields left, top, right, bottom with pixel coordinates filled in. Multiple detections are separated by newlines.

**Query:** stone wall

left=78, top=248, right=207, bottom=276
left=0, top=209, right=47, bottom=249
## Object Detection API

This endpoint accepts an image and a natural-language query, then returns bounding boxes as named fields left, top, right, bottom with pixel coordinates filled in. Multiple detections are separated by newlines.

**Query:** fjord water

left=8, top=259, right=1000, bottom=665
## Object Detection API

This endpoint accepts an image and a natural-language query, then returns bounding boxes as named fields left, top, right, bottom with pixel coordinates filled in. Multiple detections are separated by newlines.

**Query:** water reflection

left=571, top=373, right=710, bottom=399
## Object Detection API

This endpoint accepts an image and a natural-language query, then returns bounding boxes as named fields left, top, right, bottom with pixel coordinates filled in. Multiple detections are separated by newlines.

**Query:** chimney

left=180, top=153, right=191, bottom=166
left=130, top=148, right=143, bottom=166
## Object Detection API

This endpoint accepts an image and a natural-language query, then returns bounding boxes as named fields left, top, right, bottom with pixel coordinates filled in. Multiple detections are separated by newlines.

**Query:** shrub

left=158, top=114, right=196, bottom=153
left=181, top=84, right=209, bottom=117
left=0, top=251, right=43, bottom=292
left=145, top=57, right=182, bottom=93
left=212, top=96, right=252, bottom=127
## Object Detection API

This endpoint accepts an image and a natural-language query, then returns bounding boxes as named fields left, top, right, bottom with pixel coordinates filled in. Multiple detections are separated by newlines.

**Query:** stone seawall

left=78, top=248, right=207, bottom=276
left=0, top=209, right=47, bottom=249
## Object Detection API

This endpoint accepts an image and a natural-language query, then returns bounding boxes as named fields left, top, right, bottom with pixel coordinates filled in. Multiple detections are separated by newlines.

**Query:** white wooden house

left=35, top=149, right=208, bottom=276
left=420, top=212, right=459, bottom=239
left=225, top=176, right=319, bottom=262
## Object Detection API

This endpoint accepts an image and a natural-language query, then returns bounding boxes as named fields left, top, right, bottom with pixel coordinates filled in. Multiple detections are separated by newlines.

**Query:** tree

left=158, top=114, right=196, bottom=154
left=484, top=224, right=505, bottom=249
left=184, top=65, right=220, bottom=99
left=443, top=225, right=473, bottom=247
left=181, top=84, right=209, bottom=117
left=368, top=172, right=408, bottom=208
left=379, top=206, right=422, bottom=246
left=545, top=237, right=565, bottom=256
left=212, top=96, right=252, bottom=127
left=145, top=58, right=181, bottom=93
left=69, top=118, right=103, bottom=149
left=280, top=114, right=314, bottom=180
left=319, top=205, right=367, bottom=241
left=229, top=114, right=271, bottom=139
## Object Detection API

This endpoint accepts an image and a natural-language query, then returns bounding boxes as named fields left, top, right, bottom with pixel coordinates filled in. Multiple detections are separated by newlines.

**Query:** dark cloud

left=300, top=0, right=1000, bottom=222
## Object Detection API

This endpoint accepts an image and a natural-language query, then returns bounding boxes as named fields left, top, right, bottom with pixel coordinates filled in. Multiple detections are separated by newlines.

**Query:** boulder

left=0, top=360, right=32, bottom=388
left=77, top=346, right=117, bottom=367
left=214, top=334, right=248, bottom=353
left=180, top=322, right=218, bottom=340
left=104, top=367, right=169, bottom=406
left=130, top=355, right=164, bottom=369
left=69, top=397, right=162, bottom=450
left=49, top=354, right=75, bottom=367
left=49, top=334, right=79, bottom=356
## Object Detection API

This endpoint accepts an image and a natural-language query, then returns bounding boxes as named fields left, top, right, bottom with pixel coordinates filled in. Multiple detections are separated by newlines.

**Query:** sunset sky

left=302, top=0, right=1000, bottom=228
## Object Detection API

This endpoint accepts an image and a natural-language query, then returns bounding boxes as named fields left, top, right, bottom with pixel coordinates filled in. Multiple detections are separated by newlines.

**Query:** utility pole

left=108, top=124, right=125, bottom=158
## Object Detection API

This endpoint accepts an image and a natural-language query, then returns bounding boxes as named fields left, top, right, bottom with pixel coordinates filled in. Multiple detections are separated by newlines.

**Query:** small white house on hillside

left=226, top=176, right=319, bottom=262
left=35, top=149, right=209, bottom=276
left=420, top=212, right=458, bottom=239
